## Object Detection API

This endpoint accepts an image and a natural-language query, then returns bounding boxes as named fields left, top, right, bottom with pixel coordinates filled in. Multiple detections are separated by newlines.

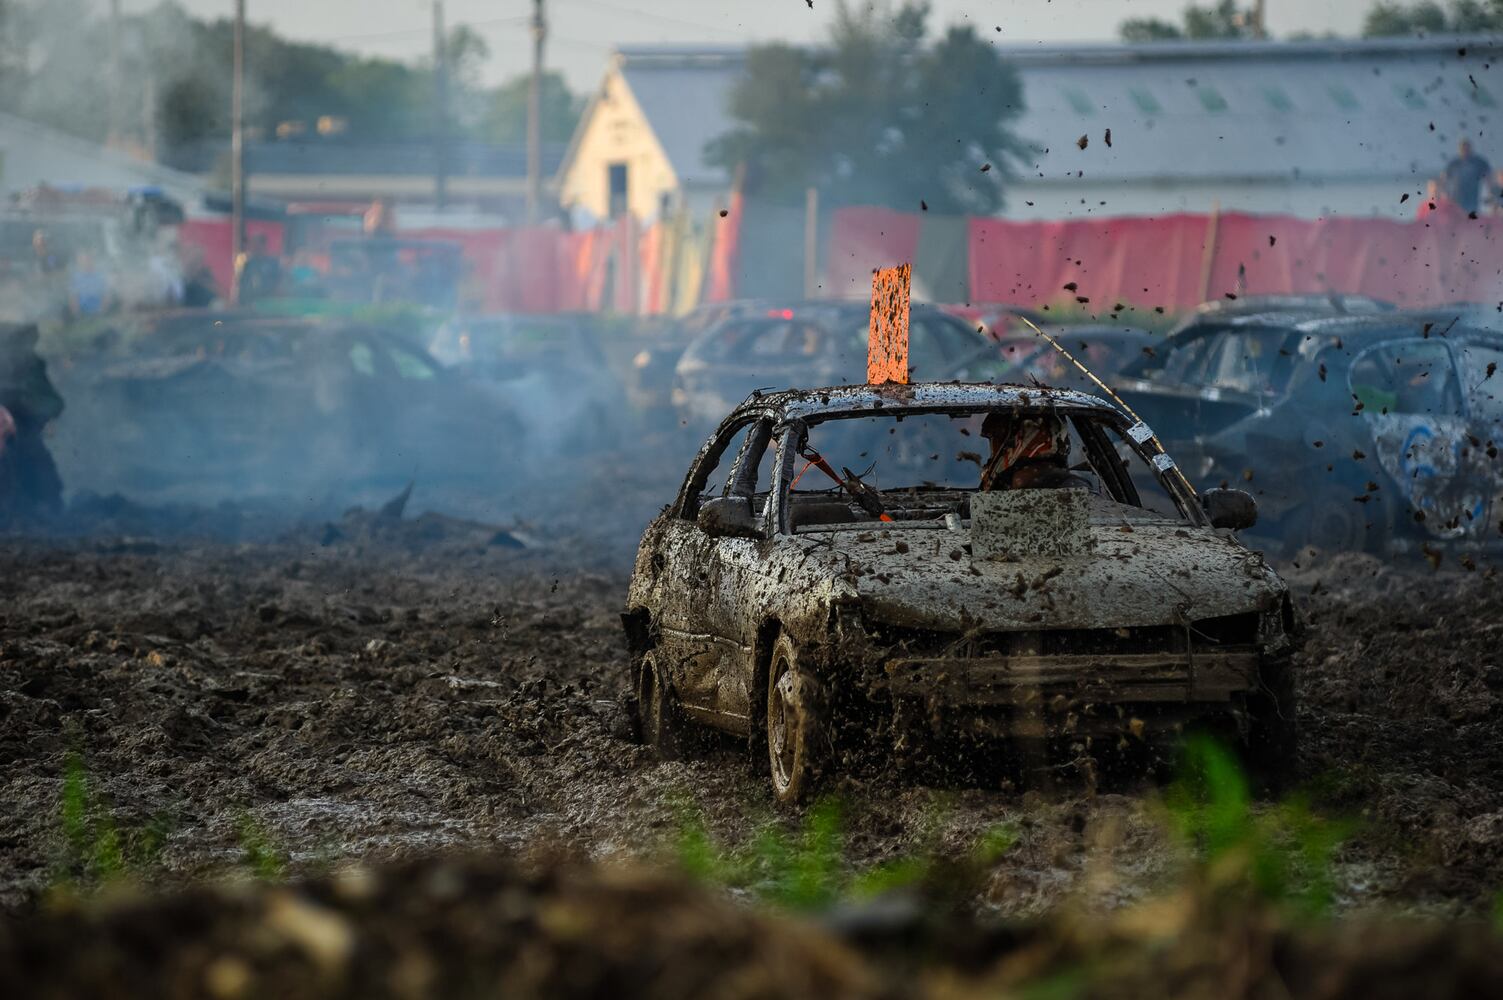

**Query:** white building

left=559, top=35, right=1503, bottom=222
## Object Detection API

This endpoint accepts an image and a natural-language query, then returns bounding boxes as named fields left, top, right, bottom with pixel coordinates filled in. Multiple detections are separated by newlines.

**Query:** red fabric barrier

left=176, top=219, right=285, bottom=299
left=966, top=210, right=1503, bottom=312
left=705, top=190, right=745, bottom=304
left=969, top=213, right=1211, bottom=310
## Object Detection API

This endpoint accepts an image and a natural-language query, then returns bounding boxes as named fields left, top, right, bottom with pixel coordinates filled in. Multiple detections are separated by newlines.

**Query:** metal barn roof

left=604, top=36, right=1503, bottom=188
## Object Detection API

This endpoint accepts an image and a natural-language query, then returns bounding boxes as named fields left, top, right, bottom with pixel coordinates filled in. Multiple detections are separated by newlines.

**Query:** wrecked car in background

left=429, top=313, right=627, bottom=452
left=624, top=383, right=1294, bottom=803
left=1116, top=307, right=1503, bottom=555
left=672, top=301, right=1006, bottom=428
left=999, top=323, right=1156, bottom=388
left=49, top=318, right=519, bottom=509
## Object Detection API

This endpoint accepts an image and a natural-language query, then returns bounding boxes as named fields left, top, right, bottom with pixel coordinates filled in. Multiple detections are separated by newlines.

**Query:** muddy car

left=624, top=383, right=1295, bottom=803
left=1121, top=308, right=1503, bottom=554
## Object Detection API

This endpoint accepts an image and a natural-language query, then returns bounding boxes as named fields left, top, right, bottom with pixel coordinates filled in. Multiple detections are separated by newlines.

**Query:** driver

left=978, top=411, right=1091, bottom=491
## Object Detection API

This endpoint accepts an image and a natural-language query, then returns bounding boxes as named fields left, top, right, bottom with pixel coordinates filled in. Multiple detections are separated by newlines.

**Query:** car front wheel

left=767, top=633, right=822, bottom=805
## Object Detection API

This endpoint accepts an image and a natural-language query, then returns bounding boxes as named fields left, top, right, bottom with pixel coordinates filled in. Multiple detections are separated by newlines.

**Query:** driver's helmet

left=981, top=411, right=1071, bottom=473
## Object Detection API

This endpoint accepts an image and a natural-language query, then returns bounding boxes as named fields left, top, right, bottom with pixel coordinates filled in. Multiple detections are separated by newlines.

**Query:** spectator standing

left=180, top=244, right=218, bottom=308
left=1441, top=139, right=1491, bottom=215
left=67, top=251, right=113, bottom=318
left=235, top=233, right=283, bottom=303
left=0, top=323, right=64, bottom=518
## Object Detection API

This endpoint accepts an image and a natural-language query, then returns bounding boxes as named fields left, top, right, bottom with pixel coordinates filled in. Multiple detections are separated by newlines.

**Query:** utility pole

left=526, top=0, right=546, bottom=224
left=433, top=0, right=449, bottom=212
left=107, top=0, right=122, bottom=148
left=1252, top=0, right=1268, bottom=39
left=231, top=0, right=246, bottom=304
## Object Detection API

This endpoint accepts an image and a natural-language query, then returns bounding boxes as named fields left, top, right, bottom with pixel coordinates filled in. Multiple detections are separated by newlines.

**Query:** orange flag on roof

left=867, top=262, right=911, bottom=385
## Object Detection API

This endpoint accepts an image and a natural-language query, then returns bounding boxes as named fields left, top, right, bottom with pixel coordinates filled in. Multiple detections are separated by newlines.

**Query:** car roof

left=1293, top=309, right=1503, bottom=337
left=727, top=382, right=1121, bottom=424
left=1191, top=294, right=1395, bottom=318
left=1167, top=309, right=1338, bottom=339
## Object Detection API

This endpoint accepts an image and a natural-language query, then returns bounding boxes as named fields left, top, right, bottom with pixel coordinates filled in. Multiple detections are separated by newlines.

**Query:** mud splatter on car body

left=624, top=383, right=1295, bottom=801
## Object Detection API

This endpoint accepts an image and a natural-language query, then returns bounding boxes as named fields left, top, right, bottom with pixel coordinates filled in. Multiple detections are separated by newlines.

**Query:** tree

left=0, top=0, right=577, bottom=162
left=1363, top=0, right=1503, bottom=35
left=483, top=71, right=582, bottom=145
left=1119, top=1, right=1262, bottom=41
left=707, top=1, right=1027, bottom=215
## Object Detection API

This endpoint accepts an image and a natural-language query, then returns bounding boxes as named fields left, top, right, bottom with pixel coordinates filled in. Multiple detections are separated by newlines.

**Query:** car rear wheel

left=767, top=634, right=822, bottom=805
left=636, top=652, right=679, bottom=760
left=1291, top=485, right=1392, bottom=555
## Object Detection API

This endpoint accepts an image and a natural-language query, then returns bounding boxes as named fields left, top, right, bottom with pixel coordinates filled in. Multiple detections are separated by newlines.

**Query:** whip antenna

left=1014, top=315, right=1198, bottom=498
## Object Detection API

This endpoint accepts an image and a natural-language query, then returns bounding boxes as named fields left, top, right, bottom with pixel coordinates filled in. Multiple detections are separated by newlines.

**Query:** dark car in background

left=999, top=323, right=1156, bottom=388
left=50, top=318, right=518, bottom=508
left=429, top=313, right=627, bottom=451
left=1117, top=307, right=1503, bottom=554
left=672, top=301, right=1007, bottom=427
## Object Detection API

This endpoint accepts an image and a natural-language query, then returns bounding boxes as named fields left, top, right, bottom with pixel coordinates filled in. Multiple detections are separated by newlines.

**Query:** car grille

left=866, top=612, right=1260, bottom=659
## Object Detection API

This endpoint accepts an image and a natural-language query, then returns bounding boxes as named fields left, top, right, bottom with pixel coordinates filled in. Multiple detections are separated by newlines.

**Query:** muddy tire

left=1243, top=655, right=1297, bottom=795
left=766, top=633, right=823, bottom=806
left=635, top=651, right=680, bottom=760
left=1290, top=485, right=1393, bottom=556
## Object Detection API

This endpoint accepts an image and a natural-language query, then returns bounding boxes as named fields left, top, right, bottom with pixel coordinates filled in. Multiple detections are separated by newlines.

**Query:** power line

left=327, top=13, right=529, bottom=45
left=569, top=0, right=743, bottom=36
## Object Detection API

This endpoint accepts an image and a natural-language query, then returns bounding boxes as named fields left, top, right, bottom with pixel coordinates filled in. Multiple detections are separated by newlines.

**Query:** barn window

left=1327, top=84, right=1360, bottom=111
left=1128, top=87, right=1162, bottom=114
left=1063, top=87, right=1095, bottom=115
left=1195, top=85, right=1228, bottom=112
left=1261, top=86, right=1294, bottom=112
left=1393, top=84, right=1426, bottom=109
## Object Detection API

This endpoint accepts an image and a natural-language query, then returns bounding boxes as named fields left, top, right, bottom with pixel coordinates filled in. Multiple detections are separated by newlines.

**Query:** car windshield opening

left=787, top=408, right=1186, bottom=531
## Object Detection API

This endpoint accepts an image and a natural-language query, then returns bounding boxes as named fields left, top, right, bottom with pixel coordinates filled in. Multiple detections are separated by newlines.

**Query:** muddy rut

left=2, top=530, right=1501, bottom=915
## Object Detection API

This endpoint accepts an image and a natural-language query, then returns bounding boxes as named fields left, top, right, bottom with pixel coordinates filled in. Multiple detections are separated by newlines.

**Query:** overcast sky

left=160, top=0, right=1373, bottom=89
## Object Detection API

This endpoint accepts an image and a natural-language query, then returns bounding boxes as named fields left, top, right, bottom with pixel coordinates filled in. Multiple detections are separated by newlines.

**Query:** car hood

left=789, top=518, right=1284, bottom=632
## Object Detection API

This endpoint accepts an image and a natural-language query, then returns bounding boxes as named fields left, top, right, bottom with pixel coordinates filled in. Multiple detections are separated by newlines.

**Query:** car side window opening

left=1097, top=423, right=1188, bottom=520
left=723, top=419, right=776, bottom=504
left=679, top=416, right=760, bottom=520
left=1205, top=329, right=1301, bottom=396
left=1157, top=331, right=1218, bottom=381
left=1460, top=341, right=1503, bottom=433
left=1349, top=340, right=1462, bottom=416
left=387, top=344, right=438, bottom=380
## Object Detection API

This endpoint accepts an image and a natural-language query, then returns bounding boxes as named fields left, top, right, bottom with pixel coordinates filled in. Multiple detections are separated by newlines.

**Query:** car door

left=1457, top=335, right=1503, bottom=539
left=651, top=415, right=760, bottom=729
left=1349, top=337, right=1477, bottom=539
left=694, top=418, right=778, bottom=731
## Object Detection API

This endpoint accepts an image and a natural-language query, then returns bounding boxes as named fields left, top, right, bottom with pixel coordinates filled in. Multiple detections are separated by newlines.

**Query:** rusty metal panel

left=867, top=263, right=911, bottom=385
left=971, top=489, right=1093, bottom=560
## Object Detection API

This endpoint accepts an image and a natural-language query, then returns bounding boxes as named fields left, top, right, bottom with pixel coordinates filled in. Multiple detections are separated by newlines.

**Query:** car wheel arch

left=749, top=618, right=785, bottom=733
left=621, top=607, right=654, bottom=658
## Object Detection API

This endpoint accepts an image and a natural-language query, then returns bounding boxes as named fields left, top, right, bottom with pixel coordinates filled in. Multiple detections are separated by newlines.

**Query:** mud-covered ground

left=3, top=502, right=1502, bottom=921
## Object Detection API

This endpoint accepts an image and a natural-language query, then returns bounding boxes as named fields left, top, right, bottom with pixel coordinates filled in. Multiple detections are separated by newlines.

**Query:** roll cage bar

left=674, top=399, right=1207, bottom=537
